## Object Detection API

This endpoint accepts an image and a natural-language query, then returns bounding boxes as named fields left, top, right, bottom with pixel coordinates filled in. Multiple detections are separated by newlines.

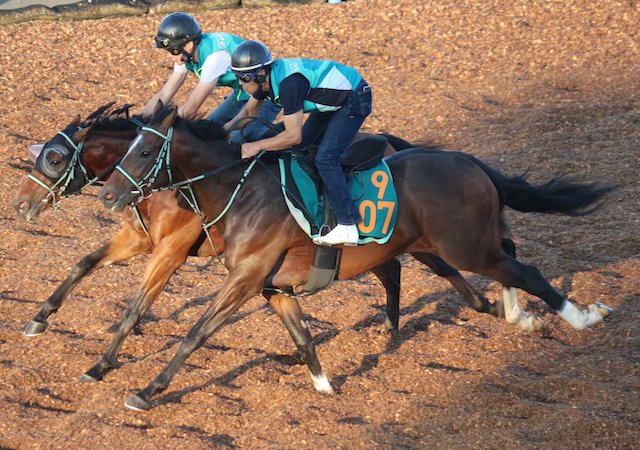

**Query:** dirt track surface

left=1, top=0, right=639, bottom=448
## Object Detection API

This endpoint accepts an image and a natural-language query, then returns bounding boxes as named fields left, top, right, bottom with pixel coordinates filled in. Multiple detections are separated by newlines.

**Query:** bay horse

left=98, top=105, right=613, bottom=411
left=13, top=103, right=520, bottom=385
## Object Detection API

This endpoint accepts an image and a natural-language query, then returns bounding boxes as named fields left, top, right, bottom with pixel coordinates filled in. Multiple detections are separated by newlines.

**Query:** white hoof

left=592, top=302, right=614, bottom=319
left=558, top=300, right=612, bottom=331
left=517, top=314, right=545, bottom=333
left=310, top=372, right=334, bottom=394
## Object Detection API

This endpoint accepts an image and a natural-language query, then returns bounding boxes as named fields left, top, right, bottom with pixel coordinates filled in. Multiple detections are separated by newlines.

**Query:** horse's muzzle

left=98, top=187, right=137, bottom=212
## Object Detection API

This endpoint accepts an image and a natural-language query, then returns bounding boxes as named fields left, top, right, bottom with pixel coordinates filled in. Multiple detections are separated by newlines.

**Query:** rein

left=116, top=125, right=262, bottom=260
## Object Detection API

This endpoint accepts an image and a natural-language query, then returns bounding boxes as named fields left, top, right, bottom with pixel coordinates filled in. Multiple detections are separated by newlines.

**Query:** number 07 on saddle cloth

left=279, top=156, right=398, bottom=245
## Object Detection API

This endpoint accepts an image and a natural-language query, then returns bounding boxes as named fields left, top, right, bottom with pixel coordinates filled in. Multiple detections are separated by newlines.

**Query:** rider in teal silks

left=140, top=12, right=280, bottom=143
left=27, top=13, right=282, bottom=161
left=226, top=40, right=372, bottom=246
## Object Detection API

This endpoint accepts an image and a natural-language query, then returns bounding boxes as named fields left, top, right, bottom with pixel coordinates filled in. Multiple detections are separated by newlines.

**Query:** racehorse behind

left=98, top=105, right=614, bottom=410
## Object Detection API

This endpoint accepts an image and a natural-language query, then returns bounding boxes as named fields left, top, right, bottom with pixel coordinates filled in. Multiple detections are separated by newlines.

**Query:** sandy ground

left=0, top=0, right=639, bottom=448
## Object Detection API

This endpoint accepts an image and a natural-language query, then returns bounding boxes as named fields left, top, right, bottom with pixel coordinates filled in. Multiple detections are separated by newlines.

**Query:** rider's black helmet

left=154, top=12, right=202, bottom=50
left=231, top=40, right=273, bottom=72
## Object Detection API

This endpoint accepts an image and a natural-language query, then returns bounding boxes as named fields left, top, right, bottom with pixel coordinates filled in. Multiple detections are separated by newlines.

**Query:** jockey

left=227, top=40, right=372, bottom=246
left=141, top=12, right=280, bottom=143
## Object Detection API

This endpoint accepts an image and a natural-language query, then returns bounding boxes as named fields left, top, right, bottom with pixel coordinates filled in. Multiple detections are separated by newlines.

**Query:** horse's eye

left=141, top=151, right=151, bottom=158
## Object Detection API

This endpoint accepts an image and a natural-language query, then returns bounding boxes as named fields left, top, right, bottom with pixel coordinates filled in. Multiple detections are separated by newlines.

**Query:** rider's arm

left=248, top=110, right=303, bottom=152
left=242, top=73, right=308, bottom=152
left=224, top=95, right=263, bottom=131
left=178, top=50, right=231, bottom=119
left=141, top=68, right=187, bottom=117
left=178, top=79, right=218, bottom=119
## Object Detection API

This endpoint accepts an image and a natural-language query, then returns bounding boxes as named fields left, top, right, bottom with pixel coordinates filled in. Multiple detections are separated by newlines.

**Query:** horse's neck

left=171, top=136, right=262, bottom=216
left=83, top=131, right=134, bottom=177
left=174, top=135, right=241, bottom=183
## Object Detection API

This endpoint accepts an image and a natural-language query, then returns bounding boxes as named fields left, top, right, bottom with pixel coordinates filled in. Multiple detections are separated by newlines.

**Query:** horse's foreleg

left=124, top=270, right=265, bottom=411
left=370, top=259, right=401, bottom=332
left=81, top=239, right=191, bottom=382
left=24, top=225, right=150, bottom=337
left=266, top=293, right=333, bottom=393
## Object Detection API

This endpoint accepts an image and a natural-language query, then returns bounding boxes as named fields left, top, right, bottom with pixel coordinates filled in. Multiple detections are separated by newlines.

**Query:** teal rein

left=117, top=125, right=262, bottom=262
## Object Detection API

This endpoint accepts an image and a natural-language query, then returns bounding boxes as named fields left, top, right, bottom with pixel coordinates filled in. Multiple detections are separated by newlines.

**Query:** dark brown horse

left=99, top=105, right=613, bottom=411
left=14, top=104, right=515, bottom=386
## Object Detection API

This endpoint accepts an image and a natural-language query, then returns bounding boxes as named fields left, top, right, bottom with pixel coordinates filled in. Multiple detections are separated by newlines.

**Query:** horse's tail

left=386, top=138, right=613, bottom=215
left=468, top=156, right=615, bottom=216
left=500, top=175, right=614, bottom=215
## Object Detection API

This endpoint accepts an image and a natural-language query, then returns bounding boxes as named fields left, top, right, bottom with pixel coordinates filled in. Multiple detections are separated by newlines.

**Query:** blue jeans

left=301, top=80, right=372, bottom=225
left=208, top=94, right=281, bottom=143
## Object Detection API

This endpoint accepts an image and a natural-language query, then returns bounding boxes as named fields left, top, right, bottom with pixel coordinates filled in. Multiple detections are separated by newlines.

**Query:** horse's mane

left=79, top=101, right=141, bottom=133
left=149, top=103, right=229, bottom=143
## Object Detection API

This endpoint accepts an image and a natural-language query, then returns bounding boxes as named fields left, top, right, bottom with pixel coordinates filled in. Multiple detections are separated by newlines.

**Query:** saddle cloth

left=278, top=155, right=398, bottom=245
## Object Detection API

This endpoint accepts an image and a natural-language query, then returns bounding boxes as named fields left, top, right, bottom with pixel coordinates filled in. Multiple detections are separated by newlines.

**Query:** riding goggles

left=154, top=36, right=183, bottom=55
left=234, top=71, right=259, bottom=83
left=166, top=47, right=184, bottom=56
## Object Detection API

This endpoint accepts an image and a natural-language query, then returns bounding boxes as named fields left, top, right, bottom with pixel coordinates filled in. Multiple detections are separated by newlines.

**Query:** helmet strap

left=180, top=48, right=193, bottom=63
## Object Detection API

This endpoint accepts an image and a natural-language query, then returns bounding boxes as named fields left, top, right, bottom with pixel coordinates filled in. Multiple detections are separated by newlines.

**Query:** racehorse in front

left=98, top=105, right=614, bottom=411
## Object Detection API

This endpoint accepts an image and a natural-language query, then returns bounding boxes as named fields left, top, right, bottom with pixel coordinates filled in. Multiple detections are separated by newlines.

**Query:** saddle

left=294, top=134, right=390, bottom=185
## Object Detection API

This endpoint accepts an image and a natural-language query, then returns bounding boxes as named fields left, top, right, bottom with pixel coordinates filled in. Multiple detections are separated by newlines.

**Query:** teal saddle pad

left=279, top=155, right=398, bottom=244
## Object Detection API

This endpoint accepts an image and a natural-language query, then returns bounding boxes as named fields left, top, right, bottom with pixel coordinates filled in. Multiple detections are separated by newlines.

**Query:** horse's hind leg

left=81, top=237, right=191, bottom=382
left=411, top=252, right=500, bottom=316
left=266, top=292, right=333, bottom=393
left=370, top=259, right=401, bottom=332
left=24, top=225, right=150, bottom=337
left=495, top=239, right=545, bottom=332
left=482, top=257, right=612, bottom=331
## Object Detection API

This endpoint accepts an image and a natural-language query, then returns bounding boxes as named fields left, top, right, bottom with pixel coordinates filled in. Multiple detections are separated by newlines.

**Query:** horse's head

left=99, top=105, right=179, bottom=212
left=13, top=120, right=89, bottom=221
left=13, top=103, right=141, bottom=221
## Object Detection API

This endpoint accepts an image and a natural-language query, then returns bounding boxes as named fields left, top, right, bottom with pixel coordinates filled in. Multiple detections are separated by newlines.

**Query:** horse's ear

left=147, top=99, right=165, bottom=124
left=68, top=115, right=82, bottom=127
left=160, top=107, right=178, bottom=128
left=154, top=99, right=164, bottom=114
left=71, top=128, right=90, bottom=142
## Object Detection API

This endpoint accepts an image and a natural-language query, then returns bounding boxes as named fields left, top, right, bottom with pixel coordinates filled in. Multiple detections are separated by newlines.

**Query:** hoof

left=310, top=372, right=335, bottom=394
left=384, top=317, right=398, bottom=333
left=79, top=373, right=100, bottom=383
left=592, top=302, right=614, bottom=319
left=125, top=394, right=151, bottom=411
left=517, top=315, right=546, bottom=333
left=24, top=321, right=48, bottom=337
left=530, top=317, right=546, bottom=333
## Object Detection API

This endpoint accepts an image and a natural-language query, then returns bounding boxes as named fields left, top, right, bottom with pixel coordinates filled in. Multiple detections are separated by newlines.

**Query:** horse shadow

left=136, top=271, right=532, bottom=406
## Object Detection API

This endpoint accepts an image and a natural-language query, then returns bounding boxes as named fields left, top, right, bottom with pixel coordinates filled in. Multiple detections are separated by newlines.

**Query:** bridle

left=27, top=128, right=92, bottom=209
left=27, top=116, right=144, bottom=210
